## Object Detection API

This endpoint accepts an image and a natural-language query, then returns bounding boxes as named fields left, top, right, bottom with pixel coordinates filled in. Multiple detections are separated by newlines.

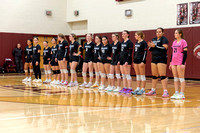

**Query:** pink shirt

left=171, top=39, right=188, bottom=65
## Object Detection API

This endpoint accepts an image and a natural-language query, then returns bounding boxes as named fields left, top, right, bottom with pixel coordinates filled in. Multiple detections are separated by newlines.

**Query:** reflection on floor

left=0, top=75, right=200, bottom=133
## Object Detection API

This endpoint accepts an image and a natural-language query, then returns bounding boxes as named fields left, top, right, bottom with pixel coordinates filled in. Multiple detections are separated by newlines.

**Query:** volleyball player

left=146, top=27, right=169, bottom=97
left=119, top=30, right=133, bottom=93
left=22, top=39, right=33, bottom=82
left=91, top=36, right=102, bottom=88
left=50, top=37, right=61, bottom=84
left=43, top=41, right=52, bottom=83
left=131, top=31, right=147, bottom=95
left=56, top=33, right=69, bottom=85
left=108, top=33, right=121, bottom=92
left=67, top=33, right=82, bottom=87
left=32, top=37, right=42, bottom=83
left=98, top=36, right=112, bottom=90
left=169, top=29, right=188, bottom=99
left=80, top=34, right=95, bottom=88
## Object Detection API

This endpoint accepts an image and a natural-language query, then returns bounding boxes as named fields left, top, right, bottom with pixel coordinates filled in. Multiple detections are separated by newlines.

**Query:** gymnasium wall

left=0, top=0, right=70, bottom=35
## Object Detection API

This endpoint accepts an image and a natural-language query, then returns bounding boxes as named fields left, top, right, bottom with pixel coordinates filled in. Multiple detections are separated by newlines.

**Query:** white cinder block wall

left=0, top=0, right=70, bottom=35
left=66, top=0, right=200, bottom=35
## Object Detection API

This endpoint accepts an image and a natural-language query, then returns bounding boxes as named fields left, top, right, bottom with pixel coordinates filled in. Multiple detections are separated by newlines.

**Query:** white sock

left=151, top=88, right=155, bottom=91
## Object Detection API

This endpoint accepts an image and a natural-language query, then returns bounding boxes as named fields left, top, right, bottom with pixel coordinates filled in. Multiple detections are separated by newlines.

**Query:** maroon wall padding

left=0, top=27, right=200, bottom=79
left=94, top=26, right=200, bottom=79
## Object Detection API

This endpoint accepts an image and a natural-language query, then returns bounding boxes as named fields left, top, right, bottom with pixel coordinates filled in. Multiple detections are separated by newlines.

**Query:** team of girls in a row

left=22, top=28, right=187, bottom=99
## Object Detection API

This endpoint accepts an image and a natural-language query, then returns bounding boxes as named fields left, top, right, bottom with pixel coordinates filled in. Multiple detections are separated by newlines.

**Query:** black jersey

left=134, top=40, right=147, bottom=62
left=149, top=36, right=169, bottom=59
left=84, top=42, right=95, bottom=61
left=43, top=47, right=51, bottom=60
left=33, top=44, right=41, bottom=60
left=24, top=46, right=33, bottom=58
left=100, top=44, right=112, bottom=61
left=111, top=41, right=121, bottom=60
left=120, top=39, right=133, bottom=62
left=94, top=43, right=102, bottom=61
left=69, top=41, right=80, bottom=56
left=51, top=45, right=58, bottom=59
left=57, top=40, right=69, bottom=58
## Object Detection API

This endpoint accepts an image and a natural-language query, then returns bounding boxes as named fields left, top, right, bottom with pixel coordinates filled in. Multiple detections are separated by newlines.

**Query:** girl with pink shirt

left=169, top=29, right=188, bottom=99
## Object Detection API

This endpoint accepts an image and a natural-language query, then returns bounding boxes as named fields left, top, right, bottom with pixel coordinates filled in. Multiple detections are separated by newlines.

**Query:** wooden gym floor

left=0, top=74, right=200, bottom=133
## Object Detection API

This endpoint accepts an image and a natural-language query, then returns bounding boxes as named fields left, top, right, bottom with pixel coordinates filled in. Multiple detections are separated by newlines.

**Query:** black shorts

left=51, top=59, right=58, bottom=66
left=93, top=57, right=100, bottom=63
left=84, top=57, right=93, bottom=63
left=43, top=59, right=50, bottom=65
left=152, top=57, right=167, bottom=64
left=101, top=59, right=111, bottom=64
left=69, top=56, right=79, bottom=63
left=134, top=58, right=146, bottom=64
left=25, top=57, right=32, bottom=63
left=120, top=57, right=132, bottom=65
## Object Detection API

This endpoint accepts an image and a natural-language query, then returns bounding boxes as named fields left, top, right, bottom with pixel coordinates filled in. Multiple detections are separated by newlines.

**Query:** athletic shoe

left=85, top=82, right=92, bottom=88
left=63, top=81, right=68, bottom=85
left=80, top=82, right=87, bottom=87
left=36, top=79, right=42, bottom=83
left=99, top=85, right=105, bottom=90
left=119, top=88, right=127, bottom=93
left=32, top=79, right=38, bottom=82
left=108, top=86, right=115, bottom=92
left=162, top=90, right=169, bottom=98
left=145, top=90, right=156, bottom=96
left=125, top=88, right=133, bottom=93
left=73, top=81, right=79, bottom=86
left=174, top=93, right=185, bottom=99
left=55, top=80, right=60, bottom=85
left=131, top=89, right=139, bottom=95
left=47, top=79, right=51, bottom=84
left=22, top=77, right=28, bottom=82
left=67, top=81, right=74, bottom=87
left=27, top=77, right=32, bottom=82
left=60, top=80, right=64, bottom=84
left=113, top=87, right=121, bottom=92
left=50, top=80, right=56, bottom=84
left=137, top=89, right=145, bottom=95
left=105, top=85, right=111, bottom=91
left=43, top=79, right=48, bottom=84
left=91, top=82, right=99, bottom=88
left=170, top=93, right=179, bottom=99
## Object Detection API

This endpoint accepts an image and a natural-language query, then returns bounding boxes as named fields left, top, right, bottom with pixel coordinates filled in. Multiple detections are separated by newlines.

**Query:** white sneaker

left=105, top=85, right=111, bottom=91
left=73, top=81, right=79, bottom=86
left=85, top=82, right=92, bottom=88
left=67, top=81, right=74, bottom=87
left=108, top=86, right=115, bottom=92
left=22, top=77, right=28, bottom=82
left=55, top=80, right=60, bottom=85
left=43, top=79, right=48, bottom=84
left=80, top=82, right=87, bottom=87
left=177, top=94, right=185, bottom=99
left=27, top=77, right=32, bottom=82
left=32, top=79, right=38, bottom=82
left=170, top=93, right=179, bottom=99
left=36, top=79, right=42, bottom=83
left=113, top=87, right=121, bottom=92
left=47, top=79, right=51, bottom=83
left=99, top=85, right=105, bottom=90
left=51, top=80, right=56, bottom=84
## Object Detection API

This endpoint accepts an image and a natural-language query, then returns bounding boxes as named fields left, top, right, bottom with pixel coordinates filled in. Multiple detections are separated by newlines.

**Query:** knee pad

left=24, top=70, right=28, bottom=73
left=101, top=73, right=106, bottom=78
left=48, top=70, right=51, bottom=74
left=56, top=70, right=61, bottom=74
left=109, top=74, right=114, bottom=79
left=179, top=78, right=185, bottom=82
left=30, top=69, right=33, bottom=73
left=174, top=77, right=179, bottom=82
left=136, top=75, right=141, bottom=81
left=160, top=76, right=167, bottom=80
left=95, top=72, right=100, bottom=76
left=82, top=72, right=87, bottom=77
left=44, top=70, right=48, bottom=74
left=89, top=72, right=94, bottom=77
left=53, top=70, right=57, bottom=74
left=60, top=69, right=64, bottom=74
left=126, top=74, right=132, bottom=80
left=70, top=69, right=76, bottom=74
left=122, top=74, right=126, bottom=79
left=116, top=74, right=121, bottom=79
left=106, top=74, right=110, bottom=78
left=63, top=69, right=68, bottom=74
left=140, top=75, right=146, bottom=81
left=152, top=76, right=158, bottom=79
